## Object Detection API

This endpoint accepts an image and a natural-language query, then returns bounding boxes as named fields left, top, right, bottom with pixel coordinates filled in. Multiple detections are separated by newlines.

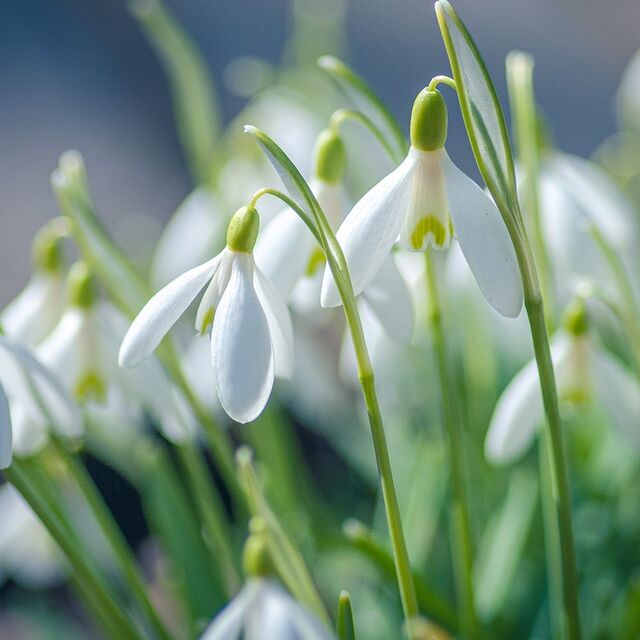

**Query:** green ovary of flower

left=75, top=371, right=107, bottom=403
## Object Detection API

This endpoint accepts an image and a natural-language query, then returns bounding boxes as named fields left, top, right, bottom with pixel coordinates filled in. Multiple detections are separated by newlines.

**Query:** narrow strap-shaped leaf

left=237, top=447, right=331, bottom=626
left=130, top=0, right=220, bottom=186
left=435, top=0, right=517, bottom=212
left=337, top=591, right=356, bottom=640
left=51, top=151, right=150, bottom=317
left=318, top=55, right=408, bottom=160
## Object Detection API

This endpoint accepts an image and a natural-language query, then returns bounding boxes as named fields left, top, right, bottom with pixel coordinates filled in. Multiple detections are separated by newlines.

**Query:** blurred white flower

left=256, top=129, right=414, bottom=342
left=0, top=484, right=63, bottom=588
left=120, top=207, right=293, bottom=424
left=38, top=263, right=195, bottom=443
left=1, top=221, right=68, bottom=347
left=321, top=89, right=523, bottom=319
left=200, top=578, right=335, bottom=640
left=485, top=316, right=640, bottom=465
left=617, top=48, right=640, bottom=129
left=0, top=335, right=81, bottom=464
left=537, top=151, right=639, bottom=301
left=150, top=187, right=228, bottom=289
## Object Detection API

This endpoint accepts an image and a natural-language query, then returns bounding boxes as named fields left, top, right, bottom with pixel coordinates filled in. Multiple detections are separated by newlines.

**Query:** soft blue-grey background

left=1, top=0, right=638, bottom=300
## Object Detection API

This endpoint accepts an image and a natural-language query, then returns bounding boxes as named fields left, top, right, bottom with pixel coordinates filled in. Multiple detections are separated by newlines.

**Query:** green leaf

left=435, top=0, right=517, bottom=210
left=138, top=443, right=226, bottom=625
left=337, top=590, right=356, bottom=640
left=237, top=447, right=331, bottom=626
left=318, top=55, right=408, bottom=161
left=130, top=0, right=220, bottom=186
left=51, top=151, right=149, bottom=317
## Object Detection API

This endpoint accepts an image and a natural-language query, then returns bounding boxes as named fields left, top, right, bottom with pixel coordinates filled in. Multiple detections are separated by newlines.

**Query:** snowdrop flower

left=321, top=87, right=523, bottom=318
left=256, top=128, right=414, bottom=342
left=2, top=221, right=68, bottom=347
left=201, top=518, right=335, bottom=640
left=38, top=263, right=194, bottom=443
left=0, top=484, right=63, bottom=588
left=120, top=206, right=293, bottom=423
left=617, top=47, right=640, bottom=129
left=485, top=300, right=640, bottom=465
left=536, top=149, right=639, bottom=301
left=0, top=334, right=81, bottom=466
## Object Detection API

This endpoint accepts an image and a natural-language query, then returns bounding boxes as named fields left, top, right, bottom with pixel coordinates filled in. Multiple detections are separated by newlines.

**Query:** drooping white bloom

left=0, top=335, right=82, bottom=465
left=0, top=484, right=63, bottom=588
left=200, top=578, right=336, bottom=640
left=485, top=323, right=640, bottom=466
left=120, top=206, right=293, bottom=424
left=255, top=129, right=414, bottom=342
left=38, top=263, right=195, bottom=443
left=537, top=151, right=639, bottom=301
left=321, top=88, right=523, bottom=318
left=1, top=221, right=68, bottom=347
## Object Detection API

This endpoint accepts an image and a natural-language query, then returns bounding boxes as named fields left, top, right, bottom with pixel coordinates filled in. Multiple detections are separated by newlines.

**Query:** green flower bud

left=410, top=88, right=448, bottom=151
left=68, top=262, right=98, bottom=309
left=562, top=299, right=589, bottom=336
left=242, top=517, right=272, bottom=578
left=314, top=128, right=346, bottom=184
left=226, top=206, right=260, bottom=253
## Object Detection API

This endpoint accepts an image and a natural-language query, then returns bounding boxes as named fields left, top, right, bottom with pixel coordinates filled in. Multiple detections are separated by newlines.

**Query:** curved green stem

left=425, top=252, right=479, bottom=638
left=51, top=439, right=173, bottom=640
left=5, top=462, right=144, bottom=640
left=428, top=75, right=457, bottom=92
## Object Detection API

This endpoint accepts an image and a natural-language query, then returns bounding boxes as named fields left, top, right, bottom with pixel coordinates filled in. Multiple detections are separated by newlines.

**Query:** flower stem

left=425, top=252, right=479, bottom=638
left=523, top=284, right=582, bottom=640
left=5, top=462, right=144, bottom=640
left=339, top=296, right=420, bottom=633
left=51, top=438, right=173, bottom=640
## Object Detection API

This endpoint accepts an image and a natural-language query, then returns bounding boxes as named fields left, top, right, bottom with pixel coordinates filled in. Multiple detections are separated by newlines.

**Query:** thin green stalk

left=340, top=297, right=420, bottom=633
left=425, top=252, right=479, bottom=638
left=51, top=439, right=173, bottom=640
left=5, top=463, right=143, bottom=640
left=175, top=443, right=240, bottom=594
left=538, top=434, right=564, bottom=639
left=519, top=250, right=582, bottom=640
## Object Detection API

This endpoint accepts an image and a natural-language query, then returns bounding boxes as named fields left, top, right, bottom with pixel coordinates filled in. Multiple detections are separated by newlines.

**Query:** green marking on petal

left=410, top=214, right=450, bottom=250
left=305, top=248, right=326, bottom=277
left=199, top=306, right=215, bottom=334
left=560, top=386, right=591, bottom=406
left=75, top=371, right=107, bottom=403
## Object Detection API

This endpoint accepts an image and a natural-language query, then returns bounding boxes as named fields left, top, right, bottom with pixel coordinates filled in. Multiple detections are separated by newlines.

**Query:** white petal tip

left=243, top=124, right=258, bottom=135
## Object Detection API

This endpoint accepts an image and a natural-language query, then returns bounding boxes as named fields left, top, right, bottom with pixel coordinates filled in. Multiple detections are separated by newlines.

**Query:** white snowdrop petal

left=485, top=336, right=571, bottom=464
left=321, top=152, right=418, bottom=307
left=1, top=338, right=82, bottom=442
left=1, top=274, right=65, bottom=347
left=442, top=152, right=523, bottom=318
left=361, top=253, right=414, bottom=344
left=548, top=153, right=636, bottom=248
left=591, top=348, right=640, bottom=447
left=484, top=360, right=544, bottom=465
left=254, top=207, right=316, bottom=300
left=195, top=251, right=233, bottom=334
left=254, top=267, right=294, bottom=379
left=211, top=254, right=274, bottom=423
left=119, top=255, right=221, bottom=368
left=200, top=581, right=259, bottom=640
left=0, top=383, right=12, bottom=469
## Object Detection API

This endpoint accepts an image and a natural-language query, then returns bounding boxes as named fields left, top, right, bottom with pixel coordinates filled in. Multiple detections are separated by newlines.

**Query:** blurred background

left=1, top=0, right=639, bottom=302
